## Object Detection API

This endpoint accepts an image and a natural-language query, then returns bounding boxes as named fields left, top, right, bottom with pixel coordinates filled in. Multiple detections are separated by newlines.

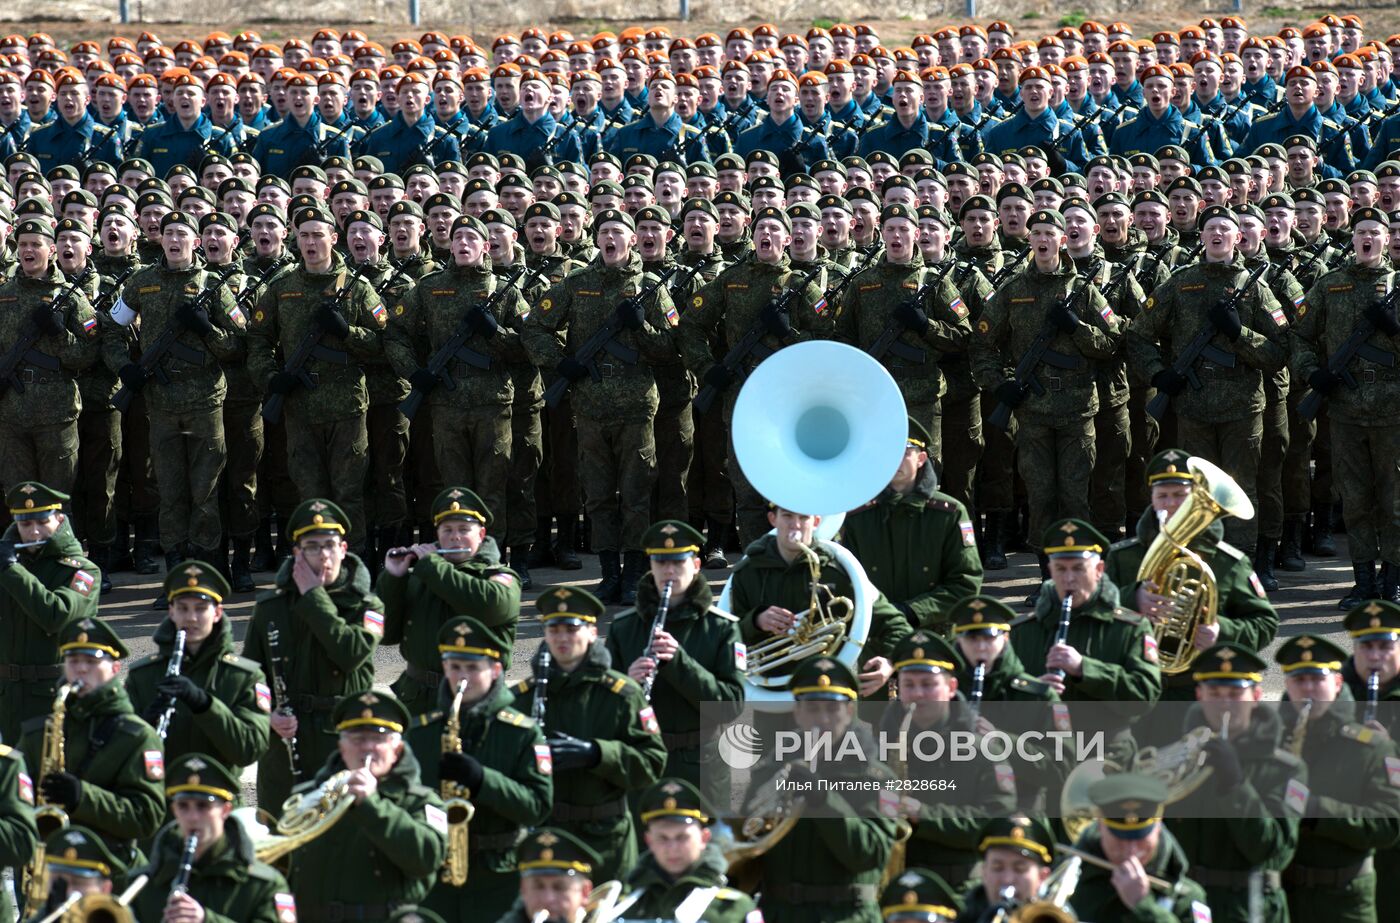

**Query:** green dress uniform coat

left=0, top=744, right=38, bottom=923
left=510, top=642, right=668, bottom=882
left=604, top=576, right=745, bottom=792
left=286, top=746, right=447, bottom=923
left=1165, top=705, right=1304, bottom=923
left=839, top=462, right=984, bottom=634
left=1344, top=658, right=1400, bottom=923
left=618, top=844, right=759, bottom=923
left=124, top=616, right=271, bottom=771
left=729, top=533, right=913, bottom=673
left=0, top=519, right=98, bottom=744
left=407, top=680, right=553, bottom=922
left=241, top=554, right=382, bottom=812
left=1068, top=826, right=1211, bottom=923
left=1107, top=512, right=1278, bottom=700
left=17, top=680, right=164, bottom=872
left=133, top=820, right=292, bottom=923
left=379, top=548, right=521, bottom=716
left=1281, top=693, right=1400, bottom=923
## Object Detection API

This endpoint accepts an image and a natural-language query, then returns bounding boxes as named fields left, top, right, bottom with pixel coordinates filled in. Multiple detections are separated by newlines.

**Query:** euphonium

left=440, top=679, right=476, bottom=887
left=23, top=680, right=82, bottom=917
left=1135, top=456, right=1254, bottom=674
left=60, top=872, right=149, bottom=923
left=724, top=762, right=806, bottom=892
left=233, top=755, right=370, bottom=864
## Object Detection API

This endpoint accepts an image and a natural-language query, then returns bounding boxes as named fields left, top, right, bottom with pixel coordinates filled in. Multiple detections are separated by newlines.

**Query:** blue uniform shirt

left=981, top=105, right=1093, bottom=174
left=28, top=111, right=121, bottom=169
left=606, top=110, right=706, bottom=163
left=735, top=111, right=831, bottom=175
left=134, top=112, right=234, bottom=177
left=485, top=109, right=583, bottom=167
left=358, top=111, right=461, bottom=175
left=1110, top=104, right=1216, bottom=167
left=252, top=110, right=349, bottom=175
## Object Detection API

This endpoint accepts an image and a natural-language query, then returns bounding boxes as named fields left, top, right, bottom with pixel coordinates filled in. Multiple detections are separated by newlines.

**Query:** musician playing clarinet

left=604, top=520, right=744, bottom=801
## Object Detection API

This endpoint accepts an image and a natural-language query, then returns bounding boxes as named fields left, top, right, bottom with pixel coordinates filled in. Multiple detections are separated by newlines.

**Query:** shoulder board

left=433, top=126, right=450, bottom=138
left=1272, top=747, right=1305, bottom=768
left=417, top=710, right=445, bottom=727
left=247, top=863, right=281, bottom=883
left=496, top=708, right=536, bottom=727
left=1341, top=722, right=1383, bottom=745
left=56, top=556, right=84, bottom=569
left=1009, top=675, right=1054, bottom=696
left=608, top=676, right=628, bottom=694
left=514, top=678, right=534, bottom=694
left=1215, top=540, right=1246, bottom=561
left=926, top=499, right=958, bottom=514
left=1322, top=118, right=1341, bottom=131
left=1113, top=607, right=1144, bottom=624
left=1108, top=537, right=1141, bottom=553
left=219, top=653, right=262, bottom=672
left=0, top=744, right=10, bottom=758
left=128, top=654, right=160, bottom=672
left=715, top=889, right=747, bottom=901
left=116, top=714, right=152, bottom=736
left=680, top=123, right=699, bottom=137
left=831, top=121, right=846, bottom=132
left=708, top=606, right=740, bottom=622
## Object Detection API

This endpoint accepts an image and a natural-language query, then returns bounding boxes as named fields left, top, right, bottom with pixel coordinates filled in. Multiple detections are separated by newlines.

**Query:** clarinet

left=969, top=661, right=986, bottom=725
left=265, top=626, right=303, bottom=782
left=155, top=630, right=187, bottom=740
left=1049, top=594, right=1073, bottom=681
left=641, top=580, right=674, bottom=702
left=532, top=646, right=550, bottom=728
left=1365, top=669, right=1381, bottom=725
left=170, top=834, right=198, bottom=895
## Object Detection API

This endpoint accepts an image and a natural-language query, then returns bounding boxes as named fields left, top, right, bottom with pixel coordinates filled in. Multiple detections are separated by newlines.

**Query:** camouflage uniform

left=70, top=264, right=123, bottom=567
left=496, top=248, right=545, bottom=566
left=935, top=255, right=994, bottom=515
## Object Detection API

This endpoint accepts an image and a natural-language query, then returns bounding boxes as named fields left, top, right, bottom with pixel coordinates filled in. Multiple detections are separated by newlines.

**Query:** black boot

left=109, top=520, right=134, bottom=571
left=511, top=546, right=534, bottom=590
left=702, top=519, right=730, bottom=569
left=1382, top=563, right=1400, bottom=604
left=595, top=550, right=622, bottom=604
left=91, top=544, right=113, bottom=596
left=1339, top=561, right=1378, bottom=610
left=153, top=546, right=185, bottom=610
left=231, top=538, right=255, bottom=593
left=554, top=516, right=582, bottom=570
left=983, top=511, right=1008, bottom=570
left=1277, top=518, right=1307, bottom=572
left=133, top=516, right=160, bottom=575
left=1309, top=503, right=1337, bottom=557
left=1024, top=554, right=1050, bottom=608
left=250, top=516, right=275, bottom=571
left=1254, top=539, right=1279, bottom=592
left=528, top=518, right=556, bottom=568
left=620, top=551, right=646, bottom=606
left=578, top=514, right=593, bottom=554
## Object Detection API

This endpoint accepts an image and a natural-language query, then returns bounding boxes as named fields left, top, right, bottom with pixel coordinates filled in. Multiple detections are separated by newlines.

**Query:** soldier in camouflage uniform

left=1292, top=206, right=1400, bottom=606
left=0, top=218, right=99, bottom=496
left=970, top=209, right=1122, bottom=601
left=523, top=209, right=679, bottom=604
left=677, top=205, right=829, bottom=545
left=109, top=212, right=243, bottom=603
left=248, top=206, right=387, bottom=551
left=1128, top=204, right=1290, bottom=560
left=385, top=213, right=527, bottom=558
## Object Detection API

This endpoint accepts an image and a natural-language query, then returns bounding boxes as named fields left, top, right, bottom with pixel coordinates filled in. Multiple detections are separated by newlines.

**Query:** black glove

left=894, top=300, right=928, bottom=331
left=547, top=731, right=602, bottom=771
left=702, top=364, right=735, bottom=391
left=1308, top=367, right=1342, bottom=394
left=408, top=368, right=441, bottom=393
left=993, top=380, right=1026, bottom=409
left=615, top=297, right=646, bottom=331
left=1203, top=737, right=1244, bottom=793
left=268, top=371, right=301, bottom=395
left=556, top=356, right=589, bottom=382
left=468, top=308, right=499, bottom=337
left=1151, top=368, right=1188, bottom=396
left=319, top=302, right=350, bottom=338
left=761, top=304, right=792, bottom=338
left=117, top=363, right=147, bottom=390
left=177, top=301, right=214, bottom=337
left=1051, top=303, right=1080, bottom=333
left=439, top=751, right=485, bottom=791
left=31, top=303, right=64, bottom=336
left=0, top=540, right=15, bottom=571
left=40, top=772, right=81, bottom=810
left=139, top=697, right=164, bottom=727
left=1209, top=300, right=1243, bottom=341
left=1365, top=300, right=1400, bottom=336
left=158, top=675, right=212, bottom=713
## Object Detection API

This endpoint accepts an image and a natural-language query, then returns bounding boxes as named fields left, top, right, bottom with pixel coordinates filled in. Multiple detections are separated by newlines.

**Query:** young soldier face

left=169, top=595, right=223, bottom=647
left=1194, top=681, right=1263, bottom=734
left=644, top=819, right=710, bottom=876
left=436, top=518, right=485, bottom=558
left=172, top=796, right=234, bottom=846
left=441, top=656, right=502, bottom=704
left=64, top=653, right=118, bottom=694
left=521, top=874, right=591, bottom=921
left=15, top=511, right=62, bottom=546
left=982, top=847, right=1052, bottom=905
left=1356, top=640, right=1400, bottom=685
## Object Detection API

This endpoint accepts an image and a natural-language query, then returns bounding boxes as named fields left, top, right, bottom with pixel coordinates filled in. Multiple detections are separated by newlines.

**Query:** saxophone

left=22, top=680, right=82, bottom=917
left=440, top=679, right=476, bottom=887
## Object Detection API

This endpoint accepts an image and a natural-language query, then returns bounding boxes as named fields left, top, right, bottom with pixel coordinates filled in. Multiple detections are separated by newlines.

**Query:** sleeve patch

left=540, top=297, right=553, bottom=312
left=664, top=303, right=679, bottom=326
left=1386, top=756, right=1400, bottom=787
left=1249, top=571, right=1267, bottom=597
left=959, top=520, right=977, bottom=547
left=17, top=771, right=32, bottom=804
left=255, top=682, right=272, bottom=713
left=275, top=892, right=298, bottom=923
left=994, top=761, right=1015, bottom=794
left=534, top=742, right=553, bottom=775
left=1143, top=634, right=1159, bottom=664
left=639, top=705, right=661, bottom=735
left=227, top=305, right=247, bottom=329
left=1051, top=703, right=1072, bottom=732
left=976, top=318, right=990, bottom=334
left=363, top=610, right=384, bottom=636
left=950, top=296, right=967, bottom=318
left=734, top=641, right=747, bottom=672
left=424, top=803, right=448, bottom=834
left=1144, top=296, right=1155, bottom=312
left=1284, top=777, right=1309, bottom=813
left=144, top=749, right=164, bottom=780
left=81, top=315, right=98, bottom=336
left=1269, top=307, right=1288, bottom=327
left=1192, top=901, right=1213, bottom=923
left=812, top=296, right=828, bottom=316
left=69, top=570, right=95, bottom=596
left=489, top=572, right=516, bottom=586
left=370, top=302, right=388, bottom=327
left=1099, top=303, right=1115, bottom=321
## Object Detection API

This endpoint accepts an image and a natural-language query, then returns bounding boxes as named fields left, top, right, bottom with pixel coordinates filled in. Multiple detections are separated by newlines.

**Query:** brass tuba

left=718, top=340, right=908, bottom=701
left=232, top=755, right=369, bottom=864
left=23, top=680, right=82, bottom=918
left=1135, top=456, right=1254, bottom=674
left=57, top=873, right=149, bottom=923
left=439, top=680, right=476, bottom=887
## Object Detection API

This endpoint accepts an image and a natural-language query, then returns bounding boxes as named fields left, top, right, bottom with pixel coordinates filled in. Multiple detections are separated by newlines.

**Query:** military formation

left=0, top=10, right=1398, bottom=923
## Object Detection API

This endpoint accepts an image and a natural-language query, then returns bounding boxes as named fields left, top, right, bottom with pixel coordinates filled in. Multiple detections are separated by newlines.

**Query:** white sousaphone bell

left=717, top=340, right=909, bottom=701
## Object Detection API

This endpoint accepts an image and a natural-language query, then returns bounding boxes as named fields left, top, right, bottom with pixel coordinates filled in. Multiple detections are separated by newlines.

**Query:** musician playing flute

left=379, top=487, right=521, bottom=717
left=604, top=519, right=744, bottom=801
left=133, top=752, right=292, bottom=923
left=405, top=616, right=552, bottom=921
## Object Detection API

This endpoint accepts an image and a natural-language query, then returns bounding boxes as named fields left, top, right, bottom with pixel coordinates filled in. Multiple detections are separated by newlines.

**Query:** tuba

left=23, top=680, right=82, bottom=918
left=1136, top=456, right=1253, bottom=675
left=439, top=680, right=476, bottom=887
left=717, top=340, right=908, bottom=701
left=232, top=755, right=369, bottom=864
left=56, top=873, right=149, bottom=923
left=723, top=763, right=806, bottom=891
